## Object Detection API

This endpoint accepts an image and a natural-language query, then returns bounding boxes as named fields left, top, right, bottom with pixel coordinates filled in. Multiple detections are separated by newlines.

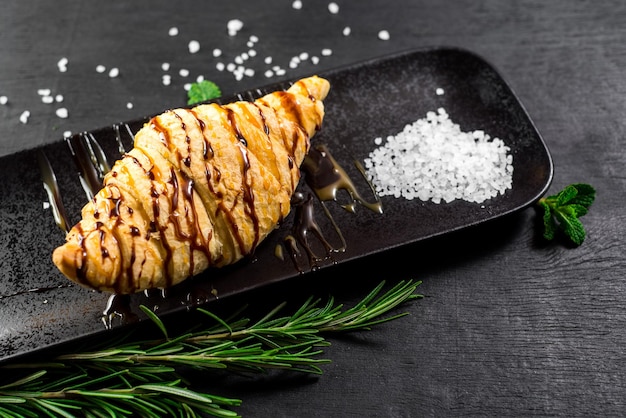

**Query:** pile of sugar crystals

left=363, top=108, right=514, bottom=204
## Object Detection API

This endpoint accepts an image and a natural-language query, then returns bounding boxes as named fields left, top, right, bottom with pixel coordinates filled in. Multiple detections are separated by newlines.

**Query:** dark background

left=2, top=1, right=626, bottom=416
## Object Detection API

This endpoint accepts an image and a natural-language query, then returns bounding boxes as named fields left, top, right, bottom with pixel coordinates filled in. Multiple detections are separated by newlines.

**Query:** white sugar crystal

left=179, top=68, right=190, bottom=77
left=275, top=68, right=286, bottom=76
left=299, top=52, right=309, bottom=60
left=55, top=107, right=68, bottom=118
left=364, top=108, right=513, bottom=204
left=96, top=65, right=106, bottom=73
left=108, top=67, right=119, bottom=78
left=37, top=89, right=51, bottom=96
left=162, top=74, right=171, bottom=85
left=55, top=94, right=64, bottom=102
left=311, top=56, right=320, bottom=65
left=19, top=110, right=30, bottom=124
left=343, top=26, right=351, bottom=36
left=328, top=2, right=339, bottom=14
left=188, top=40, right=200, bottom=54
left=63, top=130, right=72, bottom=138
left=244, top=68, right=255, bottom=77
left=216, top=62, right=225, bottom=71
left=213, top=48, right=222, bottom=57
left=168, top=27, right=179, bottom=36
left=264, top=69, right=274, bottom=78
left=184, top=83, right=192, bottom=91
left=292, top=0, right=302, bottom=9
left=378, top=30, right=390, bottom=41
left=227, top=19, right=244, bottom=36
left=126, top=102, right=133, bottom=109
left=196, top=75, right=204, bottom=82
left=161, top=62, right=170, bottom=71
left=436, top=87, right=444, bottom=95
left=248, top=49, right=257, bottom=57
left=0, top=96, right=7, bottom=105
left=57, top=57, right=68, bottom=72
left=42, top=95, right=54, bottom=104
left=249, top=35, right=259, bottom=43
left=265, top=56, right=273, bottom=64
left=321, top=48, right=332, bottom=56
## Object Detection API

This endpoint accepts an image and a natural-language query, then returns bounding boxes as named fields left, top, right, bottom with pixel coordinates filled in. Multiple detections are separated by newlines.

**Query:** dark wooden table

left=2, top=1, right=626, bottom=416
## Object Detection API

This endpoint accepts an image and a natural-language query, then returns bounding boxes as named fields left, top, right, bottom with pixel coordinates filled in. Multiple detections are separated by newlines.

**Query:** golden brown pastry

left=52, top=76, right=330, bottom=294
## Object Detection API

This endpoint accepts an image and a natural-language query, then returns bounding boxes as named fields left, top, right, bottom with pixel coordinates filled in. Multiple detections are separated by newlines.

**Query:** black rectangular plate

left=0, top=47, right=553, bottom=363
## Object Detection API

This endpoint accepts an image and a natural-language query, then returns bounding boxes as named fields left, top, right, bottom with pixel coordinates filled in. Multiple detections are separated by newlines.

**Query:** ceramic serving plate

left=0, top=47, right=553, bottom=363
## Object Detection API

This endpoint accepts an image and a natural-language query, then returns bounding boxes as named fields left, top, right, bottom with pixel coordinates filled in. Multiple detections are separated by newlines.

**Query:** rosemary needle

left=0, top=280, right=421, bottom=417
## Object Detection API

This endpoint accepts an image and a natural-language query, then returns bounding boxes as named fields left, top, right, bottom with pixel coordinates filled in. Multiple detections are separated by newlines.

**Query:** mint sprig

left=187, top=80, right=222, bottom=105
left=538, top=183, right=596, bottom=246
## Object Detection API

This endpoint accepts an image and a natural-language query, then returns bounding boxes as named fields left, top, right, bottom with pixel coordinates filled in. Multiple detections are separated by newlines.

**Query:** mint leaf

left=187, top=80, right=222, bottom=105
left=538, top=183, right=596, bottom=246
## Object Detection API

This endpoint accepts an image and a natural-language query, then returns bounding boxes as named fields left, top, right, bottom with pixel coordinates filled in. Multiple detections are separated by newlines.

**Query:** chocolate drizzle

left=37, top=150, right=71, bottom=233
left=279, top=144, right=383, bottom=272
left=65, top=132, right=111, bottom=199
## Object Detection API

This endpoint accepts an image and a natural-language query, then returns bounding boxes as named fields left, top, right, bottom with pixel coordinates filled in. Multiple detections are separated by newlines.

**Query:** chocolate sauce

left=37, top=150, right=71, bottom=233
left=113, top=122, right=135, bottom=155
left=279, top=144, right=383, bottom=272
left=302, top=144, right=383, bottom=214
left=66, top=134, right=107, bottom=199
left=102, top=294, right=138, bottom=329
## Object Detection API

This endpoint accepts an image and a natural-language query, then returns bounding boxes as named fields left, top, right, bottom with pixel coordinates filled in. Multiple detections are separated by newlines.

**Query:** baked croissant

left=52, top=76, right=330, bottom=294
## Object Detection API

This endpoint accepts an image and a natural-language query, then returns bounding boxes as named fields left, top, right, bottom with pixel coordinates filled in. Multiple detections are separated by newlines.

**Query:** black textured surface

left=3, top=1, right=626, bottom=416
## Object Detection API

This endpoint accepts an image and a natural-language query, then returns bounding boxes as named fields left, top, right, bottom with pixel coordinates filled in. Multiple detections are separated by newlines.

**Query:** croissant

left=52, top=76, right=330, bottom=294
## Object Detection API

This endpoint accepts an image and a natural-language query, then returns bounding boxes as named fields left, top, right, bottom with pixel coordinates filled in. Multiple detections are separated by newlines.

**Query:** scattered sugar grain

left=188, top=40, right=200, bottom=54
left=265, top=56, right=273, bottom=64
left=343, top=26, right=351, bottom=36
left=161, top=62, right=170, bottom=71
left=19, top=110, right=30, bottom=124
left=55, top=107, right=68, bottom=118
left=226, top=63, right=236, bottom=72
left=184, top=83, right=192, bottom=91
left=212, top=48, right=222, bottom=57
left=162, top=74, right=172, bottom=86
left=275, top=68, right=286, bottom=76
left=42, top=95, right=54, bottom=104
left=168, top=27, right=179, bottom=36
left=55, top=94, right=64, bottom=102
left=321, top=48, right=332, bottom=56
left=292, top=0, right=302, bottom=9
left=216, top=62, right=225, bottom=71
left=63, top=130, right=72, bottom=138
left=436, top=88, right=444, bottom=95
left=196, top=75, right=204, bottom=83
left=57, top=57, right=68, bottom=72
left=249, top=35, right=259, bottom=43
left=311, top=56, right=320, bottom=65
left=108, top=67, right=119, bottom=78
left=0, top=96, right=7, bottom=105
left=364, top=108, right=513, bottom=204
left=264, top=69, right=274, bottom=78
left=248, top=49, right=257, bottom=57
left=96, top=65, right=106, bottom=73
left=328, top=2, right=339, bottom=14
left=179, top=68, right=190, bottom=77
left=234, top=56, right=244, bottom=65
left=227, top=19, right=244, bottom=36
left=37, top=89, right=51, bottom=96
left=299, top=52, right=309, bottom=60
left=244, top=68, right=255, bottom=77
left=378, top=30, right=390, bottom=40
left=126, top=102, right=133, bottom=109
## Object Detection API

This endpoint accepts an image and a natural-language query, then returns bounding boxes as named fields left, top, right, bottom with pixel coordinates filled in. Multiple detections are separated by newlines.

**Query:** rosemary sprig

left=0, top=280, right=421, bottom=417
